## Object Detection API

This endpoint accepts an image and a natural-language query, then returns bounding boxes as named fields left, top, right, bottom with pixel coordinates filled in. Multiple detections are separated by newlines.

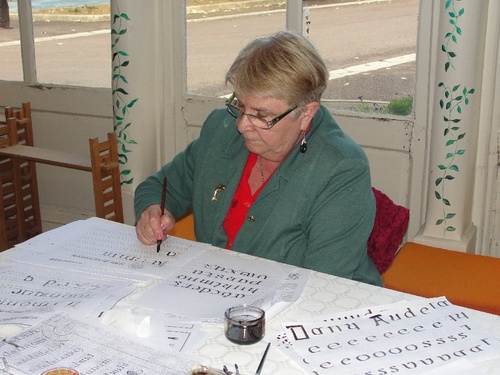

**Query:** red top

left=223, top=153, right=270, bottom=249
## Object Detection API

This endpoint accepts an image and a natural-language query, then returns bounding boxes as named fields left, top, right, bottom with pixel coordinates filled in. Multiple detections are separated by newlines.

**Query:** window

left=187, top=1, right=286, bottom=97
left=187, top=0, right=419, bottom=116
left=0, top=0, right=22, bottom=82
left=0, top=1, right=111, bottom=87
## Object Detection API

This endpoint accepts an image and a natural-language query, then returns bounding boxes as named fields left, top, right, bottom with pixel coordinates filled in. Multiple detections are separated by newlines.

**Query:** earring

left=300, top=135, right=307, bottom=153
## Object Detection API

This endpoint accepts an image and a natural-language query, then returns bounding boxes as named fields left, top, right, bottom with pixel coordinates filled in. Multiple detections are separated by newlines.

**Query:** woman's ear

left=300, top=102, right=320, bottom=130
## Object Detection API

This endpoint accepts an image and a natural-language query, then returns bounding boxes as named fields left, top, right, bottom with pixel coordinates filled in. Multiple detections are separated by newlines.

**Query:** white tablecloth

left=189, top=271, right=500, bottom=374
left=1, top=219, right=499, bottom=375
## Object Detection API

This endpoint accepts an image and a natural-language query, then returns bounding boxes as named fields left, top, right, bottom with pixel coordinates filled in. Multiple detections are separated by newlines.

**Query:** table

left=191, top=274, right=500, bottom=374
left=1, top=218, right=499, bottom=375
left=0, top=144, right=92, bottom=171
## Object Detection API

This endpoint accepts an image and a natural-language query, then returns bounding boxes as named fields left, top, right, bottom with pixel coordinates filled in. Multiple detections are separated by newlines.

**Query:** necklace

left=258, top=156, right=265, bottom=183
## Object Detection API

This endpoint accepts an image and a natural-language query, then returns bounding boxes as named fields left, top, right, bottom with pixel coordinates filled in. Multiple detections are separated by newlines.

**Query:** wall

left=1, top=0, right=499, bottom=256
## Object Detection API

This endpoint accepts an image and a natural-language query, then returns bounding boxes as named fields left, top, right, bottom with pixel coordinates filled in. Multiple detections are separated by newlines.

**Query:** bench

left=383, top=242, right=500, bottom=315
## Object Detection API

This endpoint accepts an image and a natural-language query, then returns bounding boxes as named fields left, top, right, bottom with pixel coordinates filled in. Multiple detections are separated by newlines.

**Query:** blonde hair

left=225, top=30, right=329, bottom=108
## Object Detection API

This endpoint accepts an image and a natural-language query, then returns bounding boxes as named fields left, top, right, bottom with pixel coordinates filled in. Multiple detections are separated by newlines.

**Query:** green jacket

left=135, top=106, right=382, bottom=286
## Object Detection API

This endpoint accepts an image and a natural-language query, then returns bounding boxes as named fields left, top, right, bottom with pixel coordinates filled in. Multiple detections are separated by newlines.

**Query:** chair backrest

left=89, top=132, right=124, bottom=223
left=0, top=102, right=42, bottom=251
left=170, top=213, right=196, bottom=241
left=367, top=188, right=410, bottom=274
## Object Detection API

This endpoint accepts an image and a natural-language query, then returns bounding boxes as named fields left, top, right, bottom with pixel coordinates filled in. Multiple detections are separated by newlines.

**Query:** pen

left=157, top=176, right=167, bottom=253
left=255, top=342, right=270, bottom=375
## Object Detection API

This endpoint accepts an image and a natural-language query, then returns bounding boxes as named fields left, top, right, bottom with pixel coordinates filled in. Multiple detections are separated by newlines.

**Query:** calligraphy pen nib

left=156, top=239, right=162, bottom=253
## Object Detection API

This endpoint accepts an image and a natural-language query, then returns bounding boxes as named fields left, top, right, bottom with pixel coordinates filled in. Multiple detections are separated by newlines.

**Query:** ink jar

left=224, top=305, right=265, bottom=345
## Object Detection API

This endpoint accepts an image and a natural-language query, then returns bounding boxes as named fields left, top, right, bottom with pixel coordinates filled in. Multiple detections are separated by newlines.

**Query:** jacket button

left=247, top=215, right=255, bottom=222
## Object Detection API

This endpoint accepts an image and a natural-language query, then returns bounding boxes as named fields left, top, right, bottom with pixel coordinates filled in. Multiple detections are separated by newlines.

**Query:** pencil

left=157, top=176, right=167, bottom=253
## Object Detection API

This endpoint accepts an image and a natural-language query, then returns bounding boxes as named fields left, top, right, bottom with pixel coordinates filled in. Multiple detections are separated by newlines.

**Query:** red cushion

left=367, top=188, right=410, bottom=274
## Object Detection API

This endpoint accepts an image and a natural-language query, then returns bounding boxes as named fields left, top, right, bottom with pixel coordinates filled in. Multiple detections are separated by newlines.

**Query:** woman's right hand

left=135, top=204, right=175, bottom=245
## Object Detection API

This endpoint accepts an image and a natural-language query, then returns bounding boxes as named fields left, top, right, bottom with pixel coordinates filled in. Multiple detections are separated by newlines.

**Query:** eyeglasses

left=225, top=94, right=297, bottom=130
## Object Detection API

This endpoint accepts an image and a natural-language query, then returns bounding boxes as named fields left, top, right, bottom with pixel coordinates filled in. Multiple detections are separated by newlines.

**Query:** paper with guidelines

left=0, top=262, right=135, bottom=326
left=6, top=217, right=309, bottom=323
left=274, top=297, right=500, bottom=375
left=10, top=217, right=209, bottom=281
left=0, top=313, right=198, bottom=375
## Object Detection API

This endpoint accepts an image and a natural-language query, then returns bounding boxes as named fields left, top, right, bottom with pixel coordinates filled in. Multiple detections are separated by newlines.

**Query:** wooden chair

left=170, top=213, right=196, bottom=241
left=0, top=103, right=42, bottom=250
left=1, top=102, right=124, bottom=251
left=89, top=132, right=124, bottom=223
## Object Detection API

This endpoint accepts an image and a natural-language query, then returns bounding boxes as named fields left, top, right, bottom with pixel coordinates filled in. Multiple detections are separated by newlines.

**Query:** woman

left=135, top=30, right=382, bottom=286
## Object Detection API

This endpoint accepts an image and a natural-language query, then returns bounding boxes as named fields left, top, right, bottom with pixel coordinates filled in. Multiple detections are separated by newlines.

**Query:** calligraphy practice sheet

left=10, top=217, right=208, bottom=281
left=0, top=313, right=198, bottom=375
left=0, top=262, right=135, bottom=326
left=135, top=247, right=310, bottom=320
left=274, top=297, right=500, bottom=375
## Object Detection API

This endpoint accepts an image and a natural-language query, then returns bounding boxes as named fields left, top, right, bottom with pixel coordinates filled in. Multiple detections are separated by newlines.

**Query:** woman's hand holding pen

left=135, top=204, right=175, bottom=246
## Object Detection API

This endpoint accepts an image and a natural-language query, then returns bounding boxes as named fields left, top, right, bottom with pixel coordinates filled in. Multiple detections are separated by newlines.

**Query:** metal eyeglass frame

left=225, top=94, right=297, bottom=130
